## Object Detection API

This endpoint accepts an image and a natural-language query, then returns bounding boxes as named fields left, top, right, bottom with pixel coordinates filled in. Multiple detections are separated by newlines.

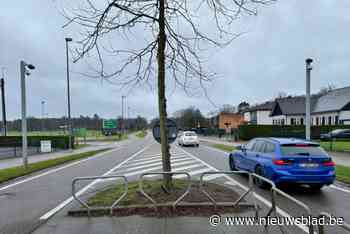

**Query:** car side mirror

left=237, top=145, right=245, bottom=152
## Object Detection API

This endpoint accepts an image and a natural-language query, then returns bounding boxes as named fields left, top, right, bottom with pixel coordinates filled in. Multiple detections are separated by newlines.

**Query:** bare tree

left=61, top=0, right=273, bottom=190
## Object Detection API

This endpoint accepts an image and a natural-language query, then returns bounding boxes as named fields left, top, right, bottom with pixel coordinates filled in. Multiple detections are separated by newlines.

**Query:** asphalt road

left=182, top=143, right=350, bottom=231
left=0, top=136, right=153, bottom=234
left=1, top=135, right=350, bottom=234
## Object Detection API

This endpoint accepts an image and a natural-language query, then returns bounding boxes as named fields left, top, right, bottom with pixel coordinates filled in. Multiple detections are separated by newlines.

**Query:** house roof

left=246, top=101, right=274, bottom=112
left=270, top=95, right=319, bottom=116
left=312, top=86, right=350, bottom=113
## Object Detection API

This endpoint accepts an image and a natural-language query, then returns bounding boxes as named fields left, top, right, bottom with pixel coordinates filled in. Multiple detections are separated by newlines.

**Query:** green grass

left=0, top=148, right=110, bottom=184
left=74, top=144, right=89, bottom=149
left=87, top=179, right=188, bottom=207
left=212, top=144, right=236, bottom=152
left=135, top=131, right=147, bottom=139
left=336, top=165, right=350, bottom=184
left=320, top=141, right=350, bottom=152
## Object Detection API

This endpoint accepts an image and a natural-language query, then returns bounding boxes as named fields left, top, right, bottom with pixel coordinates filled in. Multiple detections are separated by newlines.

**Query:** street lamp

left=20, top=60, right=35, bottom=169
left=65, top=37, right=73, bottom=150
left=305, top=58, right=313, bottom=140
left=1, top=67, right=7, bottom=136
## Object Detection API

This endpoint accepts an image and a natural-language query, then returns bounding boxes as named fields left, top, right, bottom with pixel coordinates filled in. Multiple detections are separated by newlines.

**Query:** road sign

left=152, top=119, right=178, bottom=144
left=74, top=128, right=87, bottom=137
left=40, top=140, right=52, bottom=153
left=103, top=119, right=117, bottom=129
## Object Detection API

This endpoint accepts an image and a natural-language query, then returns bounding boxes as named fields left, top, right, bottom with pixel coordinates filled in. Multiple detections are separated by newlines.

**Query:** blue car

left=229, top=138, right=336, bottom=190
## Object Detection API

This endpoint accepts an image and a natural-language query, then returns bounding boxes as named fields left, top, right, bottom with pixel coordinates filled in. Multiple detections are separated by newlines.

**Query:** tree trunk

left=157, top=0, right=172, bottom=190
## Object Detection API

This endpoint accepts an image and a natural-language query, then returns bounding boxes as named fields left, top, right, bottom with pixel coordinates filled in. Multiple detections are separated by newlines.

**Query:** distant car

left=320, top=129, right=350, bottom=140
left=229, top=138, right=335, bottom=190
left=178, top=131, right=199, bottom=147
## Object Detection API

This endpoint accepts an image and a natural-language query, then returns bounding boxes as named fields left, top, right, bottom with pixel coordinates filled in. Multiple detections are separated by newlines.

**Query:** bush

left=0, top=135, right=74, bottom=149
left=237, top=125, right=350, bottom=141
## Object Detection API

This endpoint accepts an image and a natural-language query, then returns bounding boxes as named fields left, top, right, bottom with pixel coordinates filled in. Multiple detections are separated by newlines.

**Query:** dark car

left=320, top=129, right=350, bottom=140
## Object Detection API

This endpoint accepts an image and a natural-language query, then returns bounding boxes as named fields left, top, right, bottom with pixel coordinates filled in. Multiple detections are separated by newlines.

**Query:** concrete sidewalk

left=0, top=141, right=120, bottom=170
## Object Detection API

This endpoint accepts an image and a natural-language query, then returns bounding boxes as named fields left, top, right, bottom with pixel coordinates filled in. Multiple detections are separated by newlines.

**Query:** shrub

left=0, top=135, right=74, bottom=149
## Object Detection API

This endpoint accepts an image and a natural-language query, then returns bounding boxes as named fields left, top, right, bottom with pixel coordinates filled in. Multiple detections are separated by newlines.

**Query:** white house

left=244, top=86, right=350, bottom=126
left=270, top=86, right=350, bottom=126
left=243, top=101, right=274, bottom=125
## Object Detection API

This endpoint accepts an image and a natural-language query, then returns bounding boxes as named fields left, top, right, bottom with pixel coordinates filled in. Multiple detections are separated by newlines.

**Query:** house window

left=311, top=117, right=314, bottom=126
left=322, top=117, right=325, bottom=126
left=316, top=117, right=319, bottom=126
left=335, top=116, right=339, bottom=125
left=291, top=118, right=295, bottom=125
left=328, top=116, right=332, bottom=125
left=300, top=118, right=304, bottom=125
left=281, top=119, right=285, bottom=125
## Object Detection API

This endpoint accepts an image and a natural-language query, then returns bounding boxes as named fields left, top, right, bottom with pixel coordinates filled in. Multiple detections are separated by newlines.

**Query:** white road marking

left=224, top=181, right=238, bottom=186
left=0, top=147, right=121, bottom=192
left=39, top=143, right=154, bottom=220
left=201, top=144, right=231, bottom=154
left=203, top=174, right=224, bottom=181
left=176, top=146, right=311, bottom=234
left=329, top=185, right=350, bottom=195
left=173, top=168, right=212, bottom=179
left=121, top=160, right=198, bottom=176
left=125, top=155, right=189, bottom=166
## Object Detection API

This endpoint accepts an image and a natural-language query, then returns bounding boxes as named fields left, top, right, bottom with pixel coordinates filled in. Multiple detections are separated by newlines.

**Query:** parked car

left=320, top=129, right=350, bottom=140
left=229, top=138, right=335, bottom=190
left=178, top=131, right=199, bottom=147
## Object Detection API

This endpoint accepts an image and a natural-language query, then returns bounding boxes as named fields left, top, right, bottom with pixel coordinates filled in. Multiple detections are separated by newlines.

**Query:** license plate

left=299, top=163, right=319, bottom=168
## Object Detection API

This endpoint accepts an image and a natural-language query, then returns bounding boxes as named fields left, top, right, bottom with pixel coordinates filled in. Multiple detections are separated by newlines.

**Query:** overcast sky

left=1, top=1, right=350, bottom=121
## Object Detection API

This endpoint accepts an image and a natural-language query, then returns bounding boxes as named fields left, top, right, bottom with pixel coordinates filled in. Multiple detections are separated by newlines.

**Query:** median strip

left=0, top=148, right=111, bottom=184
left=211, top=144, right=236, bottom=152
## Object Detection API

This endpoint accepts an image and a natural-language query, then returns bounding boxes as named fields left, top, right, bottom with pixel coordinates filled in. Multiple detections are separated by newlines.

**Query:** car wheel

left=229, top=154, right=237, bottom=171
left=309, top=184, right=324, bottom=191
left=196, top=144, right=199, bottom=147
left=254, top=166, right=270, bottom=189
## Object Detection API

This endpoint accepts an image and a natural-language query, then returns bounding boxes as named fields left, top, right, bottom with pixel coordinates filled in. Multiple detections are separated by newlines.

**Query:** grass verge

left=336, top=165, right=350, bottom=184
left=320, top=141, right=350, bottom=152
left=0, top=148, right=110, bottom=184
left=136, top=131, right=147, bottom=139
left=212, top=144, right=235, bottom=152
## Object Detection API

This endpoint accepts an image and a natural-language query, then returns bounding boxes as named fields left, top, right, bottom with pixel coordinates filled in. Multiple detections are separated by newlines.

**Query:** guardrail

left=139, top=172, right=191, bottom=209
left=72, top=175, right=128, bottom=216
left=318, top=212, right=350, bottom=234
left=70, top=170, right=315, bottom=234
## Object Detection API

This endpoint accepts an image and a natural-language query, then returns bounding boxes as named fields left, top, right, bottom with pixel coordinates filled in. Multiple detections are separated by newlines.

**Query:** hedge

left=237, top=125, right=350, bottom=141
left=0, top=135, right=74, bottom=149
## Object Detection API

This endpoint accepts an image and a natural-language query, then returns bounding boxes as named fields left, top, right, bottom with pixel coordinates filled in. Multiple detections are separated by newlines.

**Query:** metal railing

left=72, top=175, right=128, bottom=216
left=317, top=212, right=350, bottom=234
left=139, top=172, right=191, bottom=209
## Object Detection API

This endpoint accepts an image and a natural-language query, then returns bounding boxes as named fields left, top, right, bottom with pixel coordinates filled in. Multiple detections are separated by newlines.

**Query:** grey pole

left=41, top=100, right=45, bottom=132
left=20, top=61, right=28, bottom=168
left=65, top=38, right=73, bottom=150
left=1, top=68, right=7, bottom=136
left=121, top=96, right=125, bottom=133
left=305, top=58, right=313, bottom=141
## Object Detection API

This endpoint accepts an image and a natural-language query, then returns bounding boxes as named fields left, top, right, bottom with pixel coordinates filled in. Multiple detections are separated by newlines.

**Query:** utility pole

left=41, top=100, right=45, bottom=132
left=20, top=61, right=35, bottom=169
left=1, top=68, right=7, bottom=136
left=121, top=95, right=126, bottom=133
left=65, top=37, right=73, bottom=150
left=305, top=58, right=313, bottom=141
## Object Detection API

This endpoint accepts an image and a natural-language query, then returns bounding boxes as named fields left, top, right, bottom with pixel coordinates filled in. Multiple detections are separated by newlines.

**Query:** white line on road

left=173, top=168, right=212, bottom=179
left=176, top=145, right=311, bottom=234
left=329, top=185, right=350, bottom=195
left=39, top=143, right=155, bottom=220
left=0, top=147, right=122, bottom=192
left=125, top=155, right=189, bottom=166
left=203, top=174, right=224, bottom=181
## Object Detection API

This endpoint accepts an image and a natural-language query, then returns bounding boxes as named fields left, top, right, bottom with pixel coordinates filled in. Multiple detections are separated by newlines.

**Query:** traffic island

left=68, top=179, right=255, bottom=217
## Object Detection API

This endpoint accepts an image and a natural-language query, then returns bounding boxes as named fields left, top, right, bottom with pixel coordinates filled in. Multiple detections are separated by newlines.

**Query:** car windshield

left=184, top=132, right=196, bottom=136
left=281, top=145, right=327, bottom=156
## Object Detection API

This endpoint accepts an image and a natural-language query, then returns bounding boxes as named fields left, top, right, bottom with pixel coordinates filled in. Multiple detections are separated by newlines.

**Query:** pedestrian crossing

left=110, top=146, right=226, bottom=182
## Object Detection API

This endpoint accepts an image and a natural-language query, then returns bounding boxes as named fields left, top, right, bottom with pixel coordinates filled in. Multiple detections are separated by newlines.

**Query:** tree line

left=4, top=114, right=148, bottom=132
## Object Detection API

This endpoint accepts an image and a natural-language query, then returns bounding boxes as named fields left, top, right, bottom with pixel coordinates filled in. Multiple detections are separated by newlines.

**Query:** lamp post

left=305, top=58, right=313, bottom=141
left=41, top=100, right=45, bottom=132
left=20, top=61, right=35, bottom=169
left=1, top=68, right=6, bottom=136
left=65, top=37, right=73, bottom=150
left=122, top=95, right=126, bottom=133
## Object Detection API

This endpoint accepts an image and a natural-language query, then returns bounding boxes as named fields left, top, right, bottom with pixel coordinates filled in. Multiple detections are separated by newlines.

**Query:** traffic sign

left=152, top=119, right=178, bottom=144
left=103, top=119, right=117, bottom=129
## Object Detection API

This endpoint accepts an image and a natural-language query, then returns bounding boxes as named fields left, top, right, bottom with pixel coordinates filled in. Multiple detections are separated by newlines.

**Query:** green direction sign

left=103, top=119, right=117, bottom=129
